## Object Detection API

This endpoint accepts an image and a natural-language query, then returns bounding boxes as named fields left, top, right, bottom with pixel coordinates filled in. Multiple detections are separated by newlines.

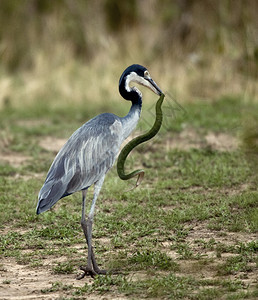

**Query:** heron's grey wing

left=37, top=114, right=123, bottom=214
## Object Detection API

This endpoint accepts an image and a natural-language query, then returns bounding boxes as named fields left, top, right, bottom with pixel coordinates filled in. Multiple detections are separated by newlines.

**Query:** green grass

left=0, top=95, right=257, bottom=299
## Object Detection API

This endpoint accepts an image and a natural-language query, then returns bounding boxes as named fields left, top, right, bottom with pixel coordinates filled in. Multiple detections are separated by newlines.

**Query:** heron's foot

left=76, top=265, right=107, bottom=279
left=77, top=266, right=97, bottom=279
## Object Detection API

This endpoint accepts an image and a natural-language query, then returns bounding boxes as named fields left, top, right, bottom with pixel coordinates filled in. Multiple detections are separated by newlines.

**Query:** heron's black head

left=119, top=64, right=162, bottom=102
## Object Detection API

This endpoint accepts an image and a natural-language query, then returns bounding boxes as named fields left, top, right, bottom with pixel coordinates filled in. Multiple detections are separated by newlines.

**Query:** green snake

left=117, top=93, right=165, bottom=187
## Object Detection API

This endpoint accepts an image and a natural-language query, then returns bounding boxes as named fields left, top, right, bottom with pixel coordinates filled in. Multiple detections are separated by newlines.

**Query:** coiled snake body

left=117, top=93, right=165, bottom=187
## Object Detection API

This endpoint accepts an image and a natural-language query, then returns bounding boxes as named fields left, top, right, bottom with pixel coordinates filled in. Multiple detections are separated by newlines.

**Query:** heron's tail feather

left=36, top=180, right=66, bottom=214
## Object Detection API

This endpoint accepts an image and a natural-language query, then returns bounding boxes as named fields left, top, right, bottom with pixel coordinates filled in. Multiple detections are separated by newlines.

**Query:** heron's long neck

left=121, top=95, right=142, bottom=141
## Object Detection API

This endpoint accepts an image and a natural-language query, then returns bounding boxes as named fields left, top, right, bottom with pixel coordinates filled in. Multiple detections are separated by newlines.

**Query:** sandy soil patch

left=165, top=129, right=239, bottom=151
left=0, top=257, right=128, bottom=300
left=205, top=132, right=239, bottom=151
left=0, top=257, right=83, bottom=300
left=39, top=137, right=67, bottom=153
left=187, top=221, right=257, bottom=246
left=0, top=154, right=30, bottom=168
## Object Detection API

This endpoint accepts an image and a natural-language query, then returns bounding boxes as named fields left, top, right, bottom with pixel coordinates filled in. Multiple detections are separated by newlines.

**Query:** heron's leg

left=78, top=187, right=105, bottom=279
left=77, top=189, right=92, bottom=280
left=79, top=189, right=98, bottom=258
left=79, top=176, right=106, bottom=278
left=80, top=189, right=88, bottom=244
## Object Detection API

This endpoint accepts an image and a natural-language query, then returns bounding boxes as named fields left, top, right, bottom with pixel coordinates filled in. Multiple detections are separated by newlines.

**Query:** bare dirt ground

left=0, top=254, right=132, bottom=300
left=0, top=257, right=85, bottom=300
left=38, top=137, right=67, bottom=153
left=0, top=153, right=30, bottom=168
left=166, top=129, right=239, bottom=151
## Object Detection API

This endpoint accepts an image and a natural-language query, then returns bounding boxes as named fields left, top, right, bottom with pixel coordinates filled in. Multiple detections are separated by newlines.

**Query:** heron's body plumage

left=37, top=106, right=141, bottom=214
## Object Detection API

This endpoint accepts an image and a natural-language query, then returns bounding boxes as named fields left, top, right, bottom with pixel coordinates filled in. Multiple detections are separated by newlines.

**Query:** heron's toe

left=77, top=265, right=97, bottom=279
left=94, top=268, right=107, bottom=275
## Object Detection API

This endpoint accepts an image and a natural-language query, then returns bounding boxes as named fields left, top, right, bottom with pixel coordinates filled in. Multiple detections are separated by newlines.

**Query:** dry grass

left=1, top=49, right=257, bottom=112
left=0, top=0, right=257, bottom=111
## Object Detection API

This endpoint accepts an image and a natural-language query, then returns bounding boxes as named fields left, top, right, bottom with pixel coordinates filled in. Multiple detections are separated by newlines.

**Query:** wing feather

left=37, top=113, right=122, bottom=214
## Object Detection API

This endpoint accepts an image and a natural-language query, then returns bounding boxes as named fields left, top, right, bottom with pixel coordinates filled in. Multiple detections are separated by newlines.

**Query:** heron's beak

left=145, top=77, right=163, bottom=96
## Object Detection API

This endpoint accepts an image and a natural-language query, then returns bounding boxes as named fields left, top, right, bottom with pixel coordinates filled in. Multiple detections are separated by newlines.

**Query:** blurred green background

left=0, top=0, right=257, bottom=109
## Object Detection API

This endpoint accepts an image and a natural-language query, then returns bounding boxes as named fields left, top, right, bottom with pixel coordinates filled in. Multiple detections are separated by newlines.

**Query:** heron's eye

left=144, top=70, right=150, bottom=77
